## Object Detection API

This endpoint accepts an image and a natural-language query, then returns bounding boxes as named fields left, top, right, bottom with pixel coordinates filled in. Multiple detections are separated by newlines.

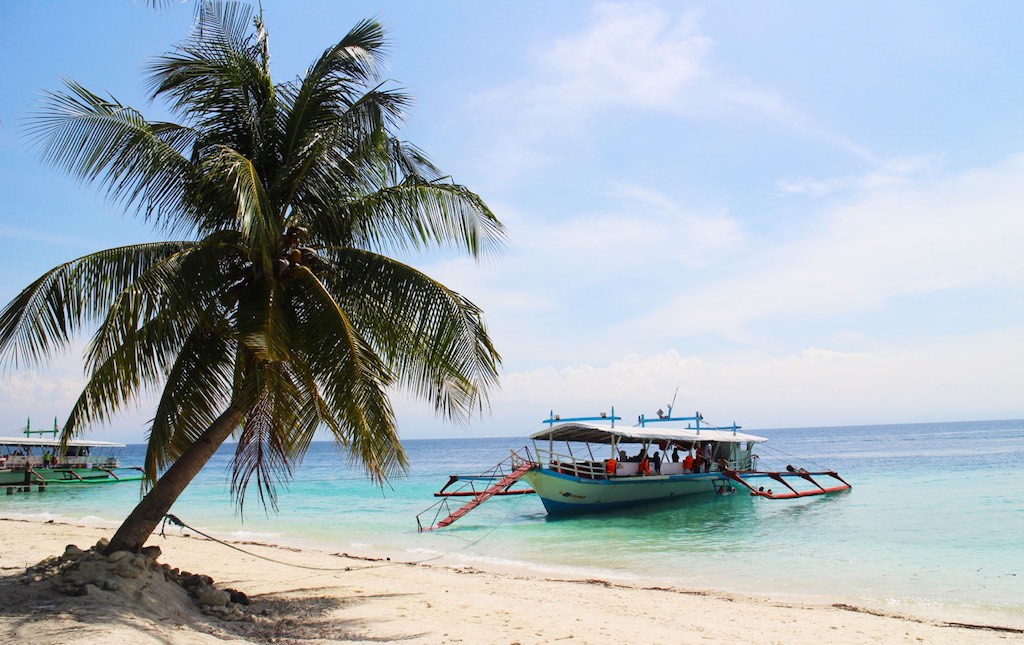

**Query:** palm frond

left=83, top=237, right=239, bottom=369
left=284, top=265, right=406, bottom=481
left=277, top=84, right=410, bottom=218
left=195, top=146, right=278, bottom=261
left=315, top=178, right=506, bottom=259
left=143, top=316, right=235, bottom=482
left=0, top=242, right=193, bottom=369
left=25, top=81, right=194, bottom=230
left=230, top=361, right=309, bottom=513
left=321, top=249, right=500, bottom=424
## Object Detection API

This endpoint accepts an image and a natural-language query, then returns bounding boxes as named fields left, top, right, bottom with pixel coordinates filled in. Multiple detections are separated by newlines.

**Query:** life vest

left=639, top=457, right=651, bottom=475
left=606, top=459, right=617, bottom=474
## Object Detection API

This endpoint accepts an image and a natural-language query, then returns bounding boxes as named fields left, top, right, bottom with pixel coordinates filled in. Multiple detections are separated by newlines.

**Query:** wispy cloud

left=627, top=153, right=1024, bottom=342
left=465, top=1, right=877, bottom=181
left=399, top=325, right=1024, bottom=432
left=776, top=155, right=947, bottom=197
left=0, top=224, right=94, bottom=249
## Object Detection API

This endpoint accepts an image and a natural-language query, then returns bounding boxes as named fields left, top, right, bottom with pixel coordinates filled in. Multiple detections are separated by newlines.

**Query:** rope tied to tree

left=159, top=513, right=425, bottom=572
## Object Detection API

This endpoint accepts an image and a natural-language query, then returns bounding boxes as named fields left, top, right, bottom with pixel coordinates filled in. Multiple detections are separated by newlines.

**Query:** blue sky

left=1, top=1, right=1021, bottom=442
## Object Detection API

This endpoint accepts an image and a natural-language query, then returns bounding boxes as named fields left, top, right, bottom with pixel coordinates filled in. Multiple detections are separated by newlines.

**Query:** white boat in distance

left=417, top=407, right=852, bottom=531
left=0, top=418, right=143, bottom=491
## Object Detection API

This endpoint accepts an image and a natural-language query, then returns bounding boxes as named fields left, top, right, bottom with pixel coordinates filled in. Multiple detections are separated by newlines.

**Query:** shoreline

left=2, top=517, right=1021, bottom=644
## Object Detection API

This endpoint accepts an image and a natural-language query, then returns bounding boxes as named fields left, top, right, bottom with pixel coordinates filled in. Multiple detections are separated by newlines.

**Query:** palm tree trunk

left=104, top=405, right=245, bottom=554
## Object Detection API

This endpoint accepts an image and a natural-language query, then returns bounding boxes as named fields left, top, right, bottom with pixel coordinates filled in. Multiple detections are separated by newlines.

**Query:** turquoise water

left=3, top=419, right=1022, bottom=626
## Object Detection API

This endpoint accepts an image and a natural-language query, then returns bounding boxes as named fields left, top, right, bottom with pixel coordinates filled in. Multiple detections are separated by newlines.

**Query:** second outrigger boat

left=0, top=418, right=144, bottom=492
left=417, top=406, right=851, bottom=531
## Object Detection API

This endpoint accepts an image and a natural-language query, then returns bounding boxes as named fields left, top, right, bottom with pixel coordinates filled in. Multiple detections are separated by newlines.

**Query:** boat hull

left=523, top=468, right=728, bottom=514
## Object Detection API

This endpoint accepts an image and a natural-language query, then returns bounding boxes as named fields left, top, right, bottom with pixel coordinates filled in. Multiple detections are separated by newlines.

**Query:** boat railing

left=536, top=448, right=754, bottom=478
left=3, top=455, right=33, bottom=469
left=535, top=447, right=611, bottom=479
left=1, top=455, right=121, bottom=470
left=90, top=457, right=120, bottom=469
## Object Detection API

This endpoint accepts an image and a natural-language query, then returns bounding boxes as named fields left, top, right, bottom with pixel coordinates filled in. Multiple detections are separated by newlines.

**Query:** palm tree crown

left=0, top=1, right=503, bottom=548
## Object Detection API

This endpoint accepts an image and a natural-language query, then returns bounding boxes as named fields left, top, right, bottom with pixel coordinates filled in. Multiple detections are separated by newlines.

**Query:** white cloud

left=628, top=154, right=1024, bottom=341
left=0, top=341, right=159, bottom=443
left=537, top=3, right=711, bottom=112
left=464, top=1, right=877, bottom=184
left=775, top=154, right=947, bottom=197
left=430, top=324, right=1023, bottom=437
left=0, top=355, right=85, bottom=436
left=415, top=184, right=748, bottom=369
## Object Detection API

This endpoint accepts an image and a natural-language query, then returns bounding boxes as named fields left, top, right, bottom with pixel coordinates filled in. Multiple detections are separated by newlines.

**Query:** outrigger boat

left=0, top=418, right=144, bottom=493
left=417, top=407, right=851, bottom=531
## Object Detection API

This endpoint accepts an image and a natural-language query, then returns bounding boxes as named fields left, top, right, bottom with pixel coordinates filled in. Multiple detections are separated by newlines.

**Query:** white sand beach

left=0, top=517, right=1020, bottom=644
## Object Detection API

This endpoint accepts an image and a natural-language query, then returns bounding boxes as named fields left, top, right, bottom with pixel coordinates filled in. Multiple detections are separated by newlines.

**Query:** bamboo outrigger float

left=417, top=406, right=852, bottom=531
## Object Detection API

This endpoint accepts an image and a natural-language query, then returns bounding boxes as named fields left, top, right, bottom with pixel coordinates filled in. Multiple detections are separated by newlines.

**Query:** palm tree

left=0, top=1, right=503, bottom=553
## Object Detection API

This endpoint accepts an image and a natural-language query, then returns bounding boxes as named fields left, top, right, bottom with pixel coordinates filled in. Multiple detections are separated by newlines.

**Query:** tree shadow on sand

left=244, top=589, right=428, bottom=643
left=0, top=569, right=429, bottom=644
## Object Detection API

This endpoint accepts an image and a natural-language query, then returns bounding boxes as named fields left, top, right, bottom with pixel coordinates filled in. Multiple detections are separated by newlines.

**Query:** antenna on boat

left=667, top=387, right=678, bottom=418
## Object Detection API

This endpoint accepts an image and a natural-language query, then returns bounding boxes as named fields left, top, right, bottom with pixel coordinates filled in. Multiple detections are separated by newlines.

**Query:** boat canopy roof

left=0, top=436, right=126, bottom=449
left=530, top=422, right=767, bottom=445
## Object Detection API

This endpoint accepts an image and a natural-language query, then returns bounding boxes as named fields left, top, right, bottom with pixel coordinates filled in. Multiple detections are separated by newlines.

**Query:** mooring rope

left=158, top=436, right=540, bottom=570
left=160, top=513, right=445, bottom=572
left=753, top=442, right=834, bottom=472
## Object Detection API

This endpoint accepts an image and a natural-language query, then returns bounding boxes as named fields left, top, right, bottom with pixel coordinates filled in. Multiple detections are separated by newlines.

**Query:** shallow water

left=3, top=419, right=1022, bottom=626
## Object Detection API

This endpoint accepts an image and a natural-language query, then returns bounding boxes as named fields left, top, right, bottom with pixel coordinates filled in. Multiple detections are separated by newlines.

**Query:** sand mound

left=3, top=538, right=268, bottom=643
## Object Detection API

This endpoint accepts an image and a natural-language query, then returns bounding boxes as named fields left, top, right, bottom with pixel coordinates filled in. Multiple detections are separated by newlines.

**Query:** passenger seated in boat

left=652, top=451, right=662, bottom=474
left=638, top=455, right=651, bottom=476
left=683, top=452, right=694, bottom=472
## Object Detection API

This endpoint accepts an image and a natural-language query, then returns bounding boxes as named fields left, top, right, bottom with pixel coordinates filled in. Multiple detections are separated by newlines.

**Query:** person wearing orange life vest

left=683, top=451, right=694, bottom=472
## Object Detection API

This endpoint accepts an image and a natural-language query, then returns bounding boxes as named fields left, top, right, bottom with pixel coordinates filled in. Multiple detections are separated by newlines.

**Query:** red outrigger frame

left=722, top=467, right=852, bottom=499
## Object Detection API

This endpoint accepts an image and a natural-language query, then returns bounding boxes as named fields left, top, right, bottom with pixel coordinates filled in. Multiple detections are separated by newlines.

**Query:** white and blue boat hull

left=524, top=468, right=727, bottom=514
